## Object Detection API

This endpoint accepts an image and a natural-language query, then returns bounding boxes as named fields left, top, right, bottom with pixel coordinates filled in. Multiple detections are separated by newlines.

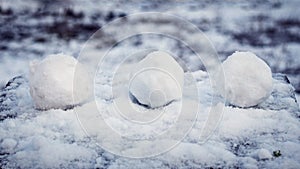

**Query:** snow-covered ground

left=0, top=0, right=300, bottom=168
left=0, top=70, right=299, bottom=168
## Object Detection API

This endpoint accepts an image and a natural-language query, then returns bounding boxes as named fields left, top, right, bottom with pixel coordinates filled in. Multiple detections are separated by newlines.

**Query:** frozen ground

left=0, top=0, right=300, bottom=168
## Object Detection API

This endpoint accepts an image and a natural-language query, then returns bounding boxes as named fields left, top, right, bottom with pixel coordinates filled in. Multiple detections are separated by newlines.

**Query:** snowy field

left=0, top=0, right=300, bottom=168
left=0, top=0, right=300, bottom=92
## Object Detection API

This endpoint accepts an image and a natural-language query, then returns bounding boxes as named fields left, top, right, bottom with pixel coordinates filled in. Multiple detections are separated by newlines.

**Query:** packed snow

left=29, top=54, right=91, bottom=110
left=221, top=51, right=273, bottom=107
left=257, top=148, right=273, bottom=160
left=129, top=51, right=184, bottom=108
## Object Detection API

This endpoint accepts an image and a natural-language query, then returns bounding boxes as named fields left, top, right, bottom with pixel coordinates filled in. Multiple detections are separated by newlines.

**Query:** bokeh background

left=0, top=0, right=299, bottom=95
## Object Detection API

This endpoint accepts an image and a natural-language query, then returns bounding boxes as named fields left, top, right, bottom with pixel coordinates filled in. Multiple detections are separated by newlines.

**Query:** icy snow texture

left=29, top=54, right=91, bottom=110
left=129, top=51, right=184, bottom=108
left=0, top=72, right=299, bottom=168
left=222, top=51, right=273, bottom=107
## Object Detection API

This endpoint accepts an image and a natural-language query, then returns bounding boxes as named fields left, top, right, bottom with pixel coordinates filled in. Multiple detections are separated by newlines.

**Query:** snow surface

left=222, top=51, right=273, bottom=107
left=0, top=70, right=299, bottom=168
left=129, top=51, right=184, bottom=108
left=29, top=54, right=91, bottom=110
left=296, top=94, right=300, bottom=107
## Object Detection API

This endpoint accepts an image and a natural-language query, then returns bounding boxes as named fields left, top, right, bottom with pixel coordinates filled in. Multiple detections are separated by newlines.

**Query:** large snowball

left=221, top=51, right=273, bottom=107
left=129, top=51, right=184, bottom=108
left=29, top=54, right=91, bottom=110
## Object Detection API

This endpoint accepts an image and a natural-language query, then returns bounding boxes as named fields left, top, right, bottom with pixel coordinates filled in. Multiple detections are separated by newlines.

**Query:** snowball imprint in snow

left=129, top=51, right=184, bottom=108
left=29, top=54, right=91, bottom=110
left=221, top=51, right=273, bottom=107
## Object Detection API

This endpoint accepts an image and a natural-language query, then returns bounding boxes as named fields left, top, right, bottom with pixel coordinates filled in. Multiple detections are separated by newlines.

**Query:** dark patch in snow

left=0, top=76, right=32, bottom=121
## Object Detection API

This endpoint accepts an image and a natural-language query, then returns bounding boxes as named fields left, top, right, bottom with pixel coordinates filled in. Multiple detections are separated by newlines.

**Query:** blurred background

left=0, top=0, right=299, bottom=96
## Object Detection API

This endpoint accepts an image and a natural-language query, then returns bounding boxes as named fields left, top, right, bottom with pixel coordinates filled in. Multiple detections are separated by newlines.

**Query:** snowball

left=129, top=51, right=184, bottom=108
left=29, top=54, right=91, bottom=110
left=221, top=51, right=273, bottom=107
left=257, top=149, right=272, bottom=160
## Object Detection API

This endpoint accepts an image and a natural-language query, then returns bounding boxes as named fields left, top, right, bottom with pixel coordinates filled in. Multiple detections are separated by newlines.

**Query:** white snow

left=257, top=149, right=273, bottom=160
left=29, top=54, right=91, bottom=110
left=1, top=68, right=300, bottom=168
left=296, top=94, right=300, bottom=108
left=129, top=51, right=184, bottom=108
left=221, top=51, right=273, bottom=107
left=1, top=138, right=18, bottom=153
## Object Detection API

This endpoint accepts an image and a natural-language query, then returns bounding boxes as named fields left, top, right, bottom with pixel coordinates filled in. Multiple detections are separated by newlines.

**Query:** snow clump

left=129, top=51, right=184, bottom=108
left=29, top=53, right=91, bottom=110
left=221, top=51, right=273, bottom=107
left=257, top=149, right=273, bottom=160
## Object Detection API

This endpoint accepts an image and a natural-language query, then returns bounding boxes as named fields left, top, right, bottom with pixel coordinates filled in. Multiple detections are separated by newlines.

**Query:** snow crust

left=1, top=70, right=299, bottom=168
left=222, top=51, right=273, bottom=107
left=29, top=54, right=91, bottom=110
left=129, top=51, right=184, bottom=108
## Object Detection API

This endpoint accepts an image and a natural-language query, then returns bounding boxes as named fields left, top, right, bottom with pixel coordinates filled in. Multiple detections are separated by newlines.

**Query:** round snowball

left=129, top=51, right=184, bottom=108
left=29, top=54, right=91, bottom=110
left=221, top=51, right=273, bottom=107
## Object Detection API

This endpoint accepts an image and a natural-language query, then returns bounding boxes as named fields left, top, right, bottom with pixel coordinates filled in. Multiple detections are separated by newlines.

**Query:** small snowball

left=129, top=51, right=184, bottom=108
left=29, top=54, right=91, bottom=110
left=257, top=149, right=272, bottom=160
left=221, top=51, right=273, bottom=107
